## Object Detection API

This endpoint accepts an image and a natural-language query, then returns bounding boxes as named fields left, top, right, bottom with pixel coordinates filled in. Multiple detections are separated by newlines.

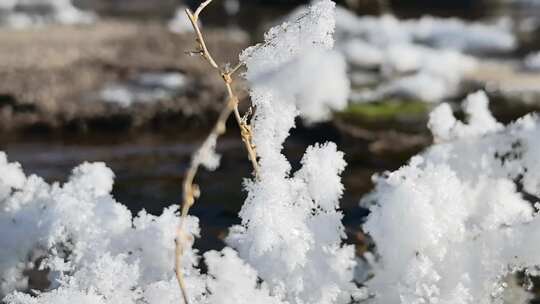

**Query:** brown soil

left=0, top=20, right=250, bottom=133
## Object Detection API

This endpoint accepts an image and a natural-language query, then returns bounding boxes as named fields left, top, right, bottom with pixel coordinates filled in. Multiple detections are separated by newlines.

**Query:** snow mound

left=362, top=91, right=540, bottom=304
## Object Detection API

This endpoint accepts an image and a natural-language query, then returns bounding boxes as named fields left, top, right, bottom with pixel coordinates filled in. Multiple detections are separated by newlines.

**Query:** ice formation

left=228, top=1, right=358, bottom=302
left=1, top=1, right=358, bottom=303
left=362, top=91, right=540, bottom=304
left=0, top=154, right=204, bottom=302
left=4, top=0, right=539, bottom=303
left=250, top=3, right=351, bottom=123
left=0, top=0, right=95, bottom=28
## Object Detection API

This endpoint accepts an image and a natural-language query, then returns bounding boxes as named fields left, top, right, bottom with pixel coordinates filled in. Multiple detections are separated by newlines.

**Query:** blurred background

left=1, top=0, right=540, bottom=254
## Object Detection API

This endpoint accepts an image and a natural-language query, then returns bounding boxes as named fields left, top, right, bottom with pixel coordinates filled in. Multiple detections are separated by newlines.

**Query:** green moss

left=340, top=99, right=431, bottom=121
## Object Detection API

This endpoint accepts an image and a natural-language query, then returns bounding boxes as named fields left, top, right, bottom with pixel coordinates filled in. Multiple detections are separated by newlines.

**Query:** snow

left=334, top=10, right=516, bottom=54
left=1, top=2, right=358, bottom=303
left=229, top=1, right=358, bottom=302
left=340, top=39, right=382, bottom=68
left=203, top=248, right=283, bottom=304
left=99, top=72, right=188, bottom=107
left=247, top=49, right=350, bottom=123
left=362, top=91, right=540, bottom=304
left=0, top=0, right=95, bottom=28
left=242, top=2, right=350, bottom=123
left=325, top=7, right=515, bottom=103
left=168, top=6, right=194, bottom=34
left=4, top=1, right=540, bottom=303
left=410, top=16, right=516, bottom=53
left=192, top=133, right=221, bottom=171
left=428, top=91, right=503, bottom=141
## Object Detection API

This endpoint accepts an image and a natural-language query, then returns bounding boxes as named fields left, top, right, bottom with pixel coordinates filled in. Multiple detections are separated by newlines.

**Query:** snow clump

left=362, top=90, right=540, bottom=304
left=1, top=1, right=359, bottom=303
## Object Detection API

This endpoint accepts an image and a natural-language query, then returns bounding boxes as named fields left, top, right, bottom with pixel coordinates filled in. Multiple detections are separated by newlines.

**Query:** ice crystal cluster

left=1, top=1, right=357, bottom=303
left=362, top=91, right=540, bottom=304
left=3, top=1, right=540, bottom=303
left=227, top=2, right=356, bottom=302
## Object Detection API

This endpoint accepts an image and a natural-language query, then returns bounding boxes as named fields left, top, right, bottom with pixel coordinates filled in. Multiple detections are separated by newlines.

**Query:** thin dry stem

left=174, top=1, right=259, bottom=303
left=185, top=7, right=218, bottom=69
left=175, top=97, right=235, bottom=304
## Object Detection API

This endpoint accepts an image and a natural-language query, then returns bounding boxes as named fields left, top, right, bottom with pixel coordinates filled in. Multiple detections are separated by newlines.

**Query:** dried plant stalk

left=174, top=1, right=259, bottom=303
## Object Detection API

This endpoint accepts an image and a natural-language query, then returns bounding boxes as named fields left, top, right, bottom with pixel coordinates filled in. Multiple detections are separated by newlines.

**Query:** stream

left=0, top=123, right=387, bottom=253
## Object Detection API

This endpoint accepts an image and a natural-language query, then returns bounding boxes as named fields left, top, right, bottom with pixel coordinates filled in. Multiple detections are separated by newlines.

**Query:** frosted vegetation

left=0, top=0, right=95, bottom=28
left=2, top=1, right=540, bottom=304
left=362, top=91, right=540, bottom=303
left=1, top=1, right=357, bottom=303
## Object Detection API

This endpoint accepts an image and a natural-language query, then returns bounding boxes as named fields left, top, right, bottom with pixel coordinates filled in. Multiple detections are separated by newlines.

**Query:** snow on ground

left=0, top=0, right=95, bottom=28
left=99, top=72, right=188, bottom=107
left=324, top=7, right=517, bottom=103
left=334, top=8, right=515, bottom=54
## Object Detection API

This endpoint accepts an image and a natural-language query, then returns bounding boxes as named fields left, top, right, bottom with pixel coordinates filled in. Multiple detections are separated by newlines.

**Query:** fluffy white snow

left=334, top=10, right=516, bottom=54
left=243, top=1, right=350, bottom=123
left=228, top=1, right=358, bottom=302
left=4, top=1, right=540, bottom=303
left=99, top=72, right=188, bottom=107
left=362, top=91, right=540, bottom=304
left=327, top=7, right=516, bottom=103
left=428, top=91, right=503, bottom=142
left=1, top=2, right=359, bottom=304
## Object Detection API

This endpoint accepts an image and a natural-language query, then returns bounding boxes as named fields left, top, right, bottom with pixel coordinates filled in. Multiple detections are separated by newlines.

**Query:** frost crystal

left=0, top=158, right=205, bottom=303
left=363, top=91, right=540, bottom=304
left=228, top=1, right=357, bottom=303
left=241, top=0, right=349, bottom=123
left=428, top=91, right=503, bottom=142
left=1, top=1, right=357, bottom=304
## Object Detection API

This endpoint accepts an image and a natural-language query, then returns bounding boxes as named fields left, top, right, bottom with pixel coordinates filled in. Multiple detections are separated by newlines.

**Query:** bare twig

left=185, top=6, right=219, bottom=69
left=175, top=98, right=234, bottom=304
left=184, top=4, right=258, bottom=175
left=174, top=1, right=259, bottom=303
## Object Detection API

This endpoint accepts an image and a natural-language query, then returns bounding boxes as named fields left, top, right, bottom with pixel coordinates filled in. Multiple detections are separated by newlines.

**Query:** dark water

left=1, top=123, right=389, bottom=252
